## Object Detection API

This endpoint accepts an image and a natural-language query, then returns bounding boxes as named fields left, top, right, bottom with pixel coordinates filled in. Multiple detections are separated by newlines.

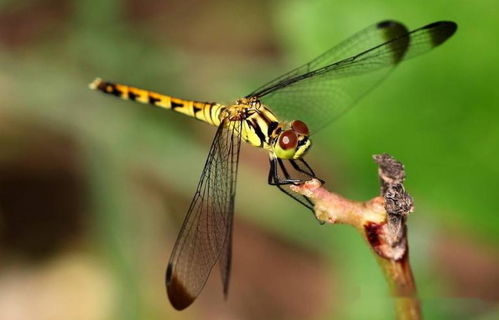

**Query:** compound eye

left=291, top=120, right=309, bottom=135
left=278, top=130, right=298, bottom=150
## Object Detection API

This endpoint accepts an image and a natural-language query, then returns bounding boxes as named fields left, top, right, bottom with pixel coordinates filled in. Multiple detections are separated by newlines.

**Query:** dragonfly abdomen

left=89, top=78, right=224, bottom=126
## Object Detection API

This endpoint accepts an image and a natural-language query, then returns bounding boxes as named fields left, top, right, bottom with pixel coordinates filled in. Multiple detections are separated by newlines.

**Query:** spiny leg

left=277, top=158, right=303, bottom=184
left=268, top=157, right=314, bottom=211
left=289, top=159, right=325, bottom=184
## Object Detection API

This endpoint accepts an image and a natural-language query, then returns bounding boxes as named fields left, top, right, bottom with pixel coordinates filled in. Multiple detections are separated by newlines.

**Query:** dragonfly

left=90, top=20, right=457, bottom=310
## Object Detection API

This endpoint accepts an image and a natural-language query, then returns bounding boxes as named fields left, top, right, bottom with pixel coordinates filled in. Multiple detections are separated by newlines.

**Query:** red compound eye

left=291, top=120, right=309, bottom=135
left=278, top=130, right=298, bottom=150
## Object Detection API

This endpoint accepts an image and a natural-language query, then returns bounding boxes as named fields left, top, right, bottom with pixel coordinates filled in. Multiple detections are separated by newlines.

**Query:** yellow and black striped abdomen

left=89, top=78, right=224, bottom=126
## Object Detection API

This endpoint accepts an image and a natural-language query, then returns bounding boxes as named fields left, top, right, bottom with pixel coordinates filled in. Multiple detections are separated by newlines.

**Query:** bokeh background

left=0, top=0, right=498, bottom=319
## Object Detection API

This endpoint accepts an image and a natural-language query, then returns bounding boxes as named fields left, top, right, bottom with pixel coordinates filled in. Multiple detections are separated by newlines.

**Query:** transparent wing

left=247, top=20, right=457, bottom=133
left=166, top=118, right=242, bottom=310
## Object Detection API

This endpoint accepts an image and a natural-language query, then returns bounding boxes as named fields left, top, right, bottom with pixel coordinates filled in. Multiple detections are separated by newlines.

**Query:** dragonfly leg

left=268, top=157, right=315, bottom=212
left=289, top=159, right=325, bottom=184
left=277, top=158, right=304, bottom=184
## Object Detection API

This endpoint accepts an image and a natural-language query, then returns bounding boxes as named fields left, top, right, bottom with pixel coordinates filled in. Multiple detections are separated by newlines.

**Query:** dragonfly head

left=273, top=120, right=311, bottom=160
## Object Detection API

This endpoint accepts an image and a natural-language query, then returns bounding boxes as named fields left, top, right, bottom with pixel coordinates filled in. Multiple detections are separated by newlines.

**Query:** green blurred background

left=0, top=0, right=498, bottom=319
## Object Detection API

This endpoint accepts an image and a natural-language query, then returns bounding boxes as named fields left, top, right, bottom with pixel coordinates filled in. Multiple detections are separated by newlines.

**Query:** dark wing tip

left=376, top=20, right=408, bottom=37
left=377, top=20, right=400, bottom=29
left=422, top=21, right=458, bottom=46
left=376, top=20, right=410, bottom=64
left=166, top=263, right=195, bottom=310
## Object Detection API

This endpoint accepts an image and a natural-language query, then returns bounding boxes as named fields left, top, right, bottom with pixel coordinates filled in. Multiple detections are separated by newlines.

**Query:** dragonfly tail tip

left=89, top=77, right=103, bottom=90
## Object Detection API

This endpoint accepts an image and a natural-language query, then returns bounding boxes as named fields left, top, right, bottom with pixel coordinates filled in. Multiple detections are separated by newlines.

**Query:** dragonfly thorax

left=223, top=99, right=311, bottom=160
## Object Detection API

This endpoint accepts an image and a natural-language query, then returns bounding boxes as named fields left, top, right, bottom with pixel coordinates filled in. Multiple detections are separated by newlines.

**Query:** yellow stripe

left=89, top=78, right=223, bottom=126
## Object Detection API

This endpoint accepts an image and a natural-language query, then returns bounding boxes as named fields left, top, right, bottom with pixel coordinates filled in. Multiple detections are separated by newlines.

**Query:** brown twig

left=291, top=153, right=420, bottom=320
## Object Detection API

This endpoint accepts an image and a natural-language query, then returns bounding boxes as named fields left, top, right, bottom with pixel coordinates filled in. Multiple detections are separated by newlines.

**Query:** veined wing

left=247, top=20, right=457, bottom=133
left=166, top=118, right=242, bottom=310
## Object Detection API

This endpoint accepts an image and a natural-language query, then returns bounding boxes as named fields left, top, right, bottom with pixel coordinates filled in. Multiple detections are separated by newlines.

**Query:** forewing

left=248, top=21, right=457, bottom=133
left=166, top=118, right=242, bottom=310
